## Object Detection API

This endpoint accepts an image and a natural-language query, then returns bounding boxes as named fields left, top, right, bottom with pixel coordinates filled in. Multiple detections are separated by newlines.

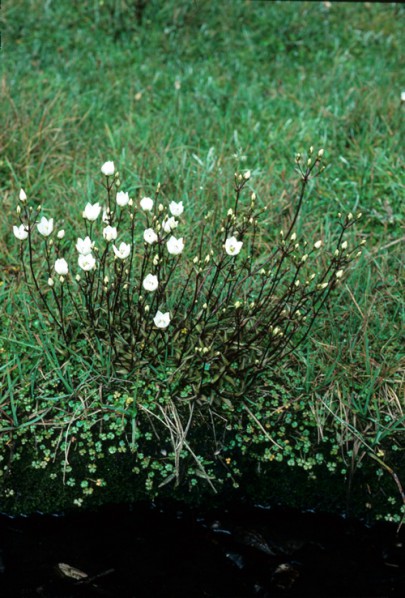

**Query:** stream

left=1, top=501, right=404, bottom=597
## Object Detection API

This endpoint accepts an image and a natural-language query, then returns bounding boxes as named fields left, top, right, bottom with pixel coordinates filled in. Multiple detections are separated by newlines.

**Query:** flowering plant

left=11, top=147, right=364, bottom=489
left=12, top=150, right=364, bottom=399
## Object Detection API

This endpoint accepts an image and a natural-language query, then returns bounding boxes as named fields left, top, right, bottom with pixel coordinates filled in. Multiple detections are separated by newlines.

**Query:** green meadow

left=0, top=1, right=404, bottom=519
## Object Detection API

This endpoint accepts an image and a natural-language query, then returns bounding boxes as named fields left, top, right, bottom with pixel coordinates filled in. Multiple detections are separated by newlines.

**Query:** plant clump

left=3, top=147, right=377, bottom=513
left=12, top=148, right=363, bottom=402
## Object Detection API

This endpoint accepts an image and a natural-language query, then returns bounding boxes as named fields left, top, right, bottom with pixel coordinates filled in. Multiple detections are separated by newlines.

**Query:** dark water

left=0, top=501, right=404, bottom=597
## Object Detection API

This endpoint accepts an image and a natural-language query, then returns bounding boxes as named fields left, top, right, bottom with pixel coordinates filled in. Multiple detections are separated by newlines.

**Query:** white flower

left=57, top=230, right=65, bottom=239
left=225, top=236, right=243, bottom=256
left=153, top=310, right=171, bottom=329
left=401, top=91, right=405, bottom=103
left=116, top=191, right=130, bottom=207
left=144, top=228, right=158, bottom=244
left=166, top=235, right=184, bottom=255
left=83, top=202, right=101, bottom=221
left=13, top=224, right=29, bottom=240
left=101, top=161, right=115, bottom=176
left=103, top=226, right=118, bottom=242
left=37, top=216, right=54, bottom=237
left=54, top=258, right=69, bottom=276
left=140, top=197, right=154, bottom=211
left=142, top=274, right=159, bottom=292
left=314, top=240, right=322, bottom=249
left=19, top=188, right=27, bottom=202
left=113, top=242, right=131, bottom=260
left=78, top=253, right=96, bottom=271
left=102, top=209, right=110, bottom=224
left=243, top=170, right=251, bottom=180
left=162, top=216, right=178, bottom=233
left=76, top=236, right=93, bottom=255
left=169, top=201, right=184, bottom=217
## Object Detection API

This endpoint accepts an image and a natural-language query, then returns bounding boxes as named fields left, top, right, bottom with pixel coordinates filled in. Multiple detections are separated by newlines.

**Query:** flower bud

left=314, top=240, right=322, bottom=249
left=347, top=212, right=353, bottom=221
left=48, top=277, right=54, bottom=287
left=318, top=148, right=324, bottom=157
left=243, top=170, right=251, bottom=180
left=336, top=270, right=344, bottom=279
left=19, top=188, right=27, bottom=202
left=341, top=240, right=348, bottom=250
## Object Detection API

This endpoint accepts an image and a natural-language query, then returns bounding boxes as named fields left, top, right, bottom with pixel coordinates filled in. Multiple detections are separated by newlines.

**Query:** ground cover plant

left=0, top=1, right=404, bottom=521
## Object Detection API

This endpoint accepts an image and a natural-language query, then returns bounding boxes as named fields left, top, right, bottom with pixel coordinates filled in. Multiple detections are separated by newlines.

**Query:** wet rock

left=232, top=525, right=278, bottom=556
left=271, top=562, right=300, bottom=590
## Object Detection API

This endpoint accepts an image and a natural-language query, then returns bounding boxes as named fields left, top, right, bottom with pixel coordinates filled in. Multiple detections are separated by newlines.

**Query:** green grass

left=0, top=0, right=404, bottom=517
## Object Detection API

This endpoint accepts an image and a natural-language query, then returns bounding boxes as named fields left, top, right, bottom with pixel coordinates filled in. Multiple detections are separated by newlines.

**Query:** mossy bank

left=1, top=363, right=403, bottom=523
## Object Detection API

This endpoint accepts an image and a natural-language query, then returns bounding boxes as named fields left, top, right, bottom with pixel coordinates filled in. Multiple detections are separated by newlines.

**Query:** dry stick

left=321, top=397, right=405, bottom=532
left=368, top=452, right=405, bottom=533
left=243, top=403, right=283, bottom=449
left=139, top=401, right=217, bottom=493
left=370, top=235, right=405, bottom=254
